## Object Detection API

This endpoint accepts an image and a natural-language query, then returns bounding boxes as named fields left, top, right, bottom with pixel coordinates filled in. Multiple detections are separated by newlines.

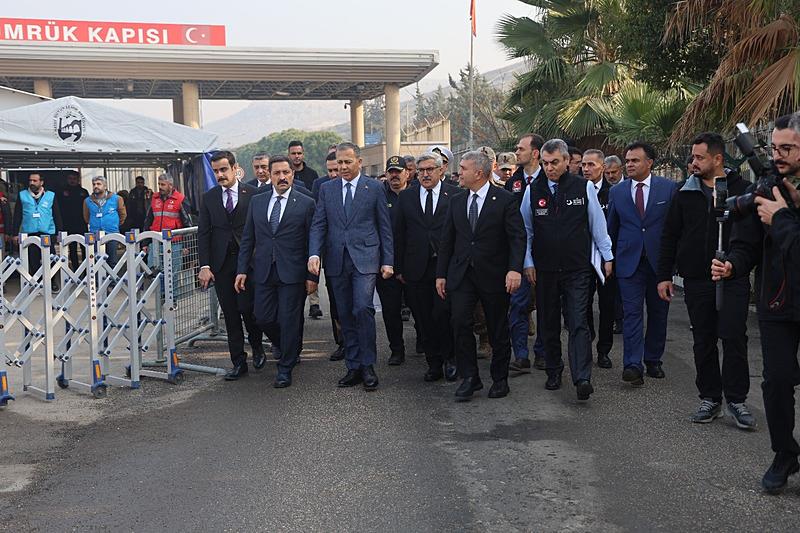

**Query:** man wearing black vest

left=581, top=149, right=616, bottom=369
left=197, top=151, right=266, bottom=381
left=436, top=150, right=526, bottom=401
left=521, top=139, right=614, bottom=401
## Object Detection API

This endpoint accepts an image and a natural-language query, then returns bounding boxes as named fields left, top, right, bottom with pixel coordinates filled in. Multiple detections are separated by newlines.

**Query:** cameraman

left=712, top=113, right=800, bottom=493
left=658, top=133, right=754, bottom=429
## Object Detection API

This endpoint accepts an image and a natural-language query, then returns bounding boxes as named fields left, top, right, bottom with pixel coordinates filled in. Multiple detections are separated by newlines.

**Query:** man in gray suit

left=308, top=142, right=394, bottom=391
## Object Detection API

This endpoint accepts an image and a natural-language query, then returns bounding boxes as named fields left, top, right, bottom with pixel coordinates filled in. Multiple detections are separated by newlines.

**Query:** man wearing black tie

left=198, top=151, right=266, bottom=381
left=236, top=155, right=318, bottom=388
left=436, top=150, right=527, bottom=401
left=395, top=152, right=459, bottom=382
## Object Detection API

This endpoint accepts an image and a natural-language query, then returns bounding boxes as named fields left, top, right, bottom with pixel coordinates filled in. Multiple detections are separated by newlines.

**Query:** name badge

left=535, top=208, right=549, bottom=216
left=32, top=212, right=41, bottom=218
left=96, top=213, right=103, bottom=218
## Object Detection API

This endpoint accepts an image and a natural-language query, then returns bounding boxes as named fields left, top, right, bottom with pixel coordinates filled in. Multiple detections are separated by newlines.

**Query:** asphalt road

left=1, top=291, right=798, bottom=532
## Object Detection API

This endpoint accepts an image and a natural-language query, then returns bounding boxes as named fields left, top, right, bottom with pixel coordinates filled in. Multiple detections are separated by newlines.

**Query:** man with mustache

left=83, top=176, right=126, bottom=268
left=198, top=151, right=266, bottom=381
left=12, top=172, right=63, bottom=284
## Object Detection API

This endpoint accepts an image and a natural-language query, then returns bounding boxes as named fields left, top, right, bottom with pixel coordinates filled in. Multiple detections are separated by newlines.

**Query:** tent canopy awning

left=0, top=95, right=218, bottom=167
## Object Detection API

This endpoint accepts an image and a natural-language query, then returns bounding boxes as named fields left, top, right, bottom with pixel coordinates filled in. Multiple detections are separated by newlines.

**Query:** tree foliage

left=234, top=129, right=342, bottom=181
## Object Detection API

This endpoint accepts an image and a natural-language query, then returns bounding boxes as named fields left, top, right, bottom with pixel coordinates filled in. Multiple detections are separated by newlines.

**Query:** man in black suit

left=248, top=153, right=270, bottom=188
left=198, top=150, right=266, bottom=381
left=236, top=155, right=318, bottom=388
left=395, top=152, right=458, bottom=382
left=436, top=150, right=526, bottom=401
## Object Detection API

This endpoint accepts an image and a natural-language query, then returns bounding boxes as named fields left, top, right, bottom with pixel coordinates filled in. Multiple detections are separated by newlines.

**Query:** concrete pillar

left=349, top=99, right=365, bottom=147
left=33, top=79, right=52, bottom=98
left=181, top=82, right=200, bottom=129
left=172, top=97, right=184, bottom=125
left=384, top=83, right=401, bottom=156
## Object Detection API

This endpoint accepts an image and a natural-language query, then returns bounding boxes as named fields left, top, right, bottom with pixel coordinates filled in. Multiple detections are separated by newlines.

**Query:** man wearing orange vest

left=143, top=174, right=193, bottom=295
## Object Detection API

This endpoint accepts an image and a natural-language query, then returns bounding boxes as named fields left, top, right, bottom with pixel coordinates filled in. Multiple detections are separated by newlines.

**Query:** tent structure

left=0, top=95, right=218, bottom=168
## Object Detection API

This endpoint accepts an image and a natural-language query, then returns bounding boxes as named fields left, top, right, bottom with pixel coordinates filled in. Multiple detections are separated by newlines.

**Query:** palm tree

left=666, top=0, right=800, bottom=141
left=496, top=0, right=631, bottom=139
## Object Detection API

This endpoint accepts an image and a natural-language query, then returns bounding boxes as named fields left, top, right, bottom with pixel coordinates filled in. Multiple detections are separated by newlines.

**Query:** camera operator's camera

left=725, top=123, right=783, bottom=218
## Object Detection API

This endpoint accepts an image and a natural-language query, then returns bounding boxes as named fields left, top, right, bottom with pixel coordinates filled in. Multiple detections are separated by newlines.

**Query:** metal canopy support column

left=384, top=83, right=401, bottom=156
left=349, top=99, right=365, bottom=147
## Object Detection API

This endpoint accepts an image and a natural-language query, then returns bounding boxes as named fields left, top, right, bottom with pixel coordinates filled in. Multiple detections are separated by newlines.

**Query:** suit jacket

left=394, top=181, right=459, bottom=281
left=436, top=184, right=526, bottom=293
left=197, top=183, right=257, bottom=273
left=308, top=175, right=393, bottom=277
left=311, top=175, right=333, bottom=201
left=606, top=176, right=678, bottom=278
left=254, top=181, right=313, bottom=198
left=237, top=187, right=317, bottom=284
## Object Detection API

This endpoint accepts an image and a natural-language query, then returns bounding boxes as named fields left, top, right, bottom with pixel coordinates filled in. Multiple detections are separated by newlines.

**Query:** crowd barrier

left=0, top=226, right=226, bottom=408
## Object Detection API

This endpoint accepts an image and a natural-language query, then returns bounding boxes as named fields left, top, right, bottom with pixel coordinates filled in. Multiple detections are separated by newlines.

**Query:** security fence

left=0, top=226, right=225, bottom=408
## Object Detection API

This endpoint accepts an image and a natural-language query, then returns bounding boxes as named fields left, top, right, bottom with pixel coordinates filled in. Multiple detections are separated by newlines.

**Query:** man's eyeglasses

left=418, top=167, right=438, bottom=174
left=770, top=144, right=799, bottom=158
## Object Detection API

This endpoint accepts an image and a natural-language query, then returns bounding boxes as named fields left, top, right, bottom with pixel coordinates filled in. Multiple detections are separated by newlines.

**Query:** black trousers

left=449, top=266, right=511, bottom=382
left=537, top=269, right=594, bottom=384
left=683, top=277, right=750, bottom=403
left=213, top=253, right=263, bottom=366
left=254, top=265, right=306, bottom=374
left=25, top=233, right=56, bottom=277
left=404, top=259, right=453, bottom=370
left=376, top=276, right=405, bottom=354
left=759, top=319, right=800, bottom=456
left=587, top=274, right=615, bottom=356
left=323, top=271, right=342, bottom=345
left=67, top=241, right=85, bottom=272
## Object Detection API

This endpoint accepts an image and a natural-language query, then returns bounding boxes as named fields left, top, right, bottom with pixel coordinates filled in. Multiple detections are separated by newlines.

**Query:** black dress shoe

left=613, top=320, right=623, bottom=334
left=273, top=373, right=292, bottom=388
left=762, top=452, right=800, bottom=493
left=401, top=306, right=411, bottom=322
left=224, top=363, right=248, bottom=381
left=576, top=379, right=594, bottom=401
left=597, top=353, right=612, bottom=369
left=545, top=373, right=562, bottom=390
left=362, top=365, right=379, bottom=391
left=252, top=349, right=267, bottom=370
left=329, top=344, right=345, bottom=361
left=488, top=379, right=509, bottom=399
left=424, top=369, right=444, bottom=382
left=308, top=304, right=323, bottom=319
left=622, top=366, right=644, bottom=386
left=454, top=376, right=483, bottom=401
left=444, top=360, right=458, bottom=382
left=337, top=369, right=363, bottom=387
left=645, top=363, right=665, bottom=379
left=387, top=351, right=405, bottom=366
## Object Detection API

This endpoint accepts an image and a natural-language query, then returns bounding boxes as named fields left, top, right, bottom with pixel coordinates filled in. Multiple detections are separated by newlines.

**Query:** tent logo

left=53, top=105, right=86, bottom=144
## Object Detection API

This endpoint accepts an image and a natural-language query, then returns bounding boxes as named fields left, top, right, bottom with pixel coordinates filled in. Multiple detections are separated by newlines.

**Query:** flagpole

left=468, top=7, right=475, bottom=150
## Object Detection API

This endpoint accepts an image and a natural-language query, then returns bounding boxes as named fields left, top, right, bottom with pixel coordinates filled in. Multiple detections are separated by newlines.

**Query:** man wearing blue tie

left=308, top=142, right=394, bottom=391
left=607, top=142, right=678, bottom=386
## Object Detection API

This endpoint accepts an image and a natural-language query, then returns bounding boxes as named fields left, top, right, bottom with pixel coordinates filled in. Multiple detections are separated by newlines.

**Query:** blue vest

left=86, top=193, right=120, bottom=233
left=19, top=190, right=56, bottom=234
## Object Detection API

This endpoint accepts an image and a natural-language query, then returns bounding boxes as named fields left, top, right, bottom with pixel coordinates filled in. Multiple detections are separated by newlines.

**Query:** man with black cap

left=376, top=156, right=410, bottom=365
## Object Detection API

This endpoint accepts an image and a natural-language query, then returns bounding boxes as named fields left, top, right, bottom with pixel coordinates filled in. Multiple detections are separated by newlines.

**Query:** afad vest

left=19, top=189, right=56, bottom=235
left=150, top=190, right=186, bottom=232
left=86, top=193, right=121, bottom=233
left=529, top=172, right=591, bottom=272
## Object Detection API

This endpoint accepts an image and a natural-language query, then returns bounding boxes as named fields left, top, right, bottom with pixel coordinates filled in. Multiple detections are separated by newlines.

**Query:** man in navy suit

left=308, top=142, right=394, bottom=391
left=236, top=155, right=318, bottom=388
left=607, top=141, right=678, bottom=386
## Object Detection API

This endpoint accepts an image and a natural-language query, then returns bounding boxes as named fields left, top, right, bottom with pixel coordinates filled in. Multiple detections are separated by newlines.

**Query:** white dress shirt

left=221, top=185, right=239, bottom=210
left=419, top=180, right=442, bottom=213
left=465, top=180, right=491, bottom=219
left=630, top=174, right=652, bottom=209
left=342, top=174, right=361, bottom=204
left=267, top=187, right=292, bottom=224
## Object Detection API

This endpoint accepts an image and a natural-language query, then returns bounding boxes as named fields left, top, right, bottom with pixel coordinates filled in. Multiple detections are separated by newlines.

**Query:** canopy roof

left=0, top=95, right=218, bottom=167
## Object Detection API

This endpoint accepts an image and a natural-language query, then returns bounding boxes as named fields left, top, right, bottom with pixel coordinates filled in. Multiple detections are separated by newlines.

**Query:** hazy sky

left=4, top=0, right=536, bottom=123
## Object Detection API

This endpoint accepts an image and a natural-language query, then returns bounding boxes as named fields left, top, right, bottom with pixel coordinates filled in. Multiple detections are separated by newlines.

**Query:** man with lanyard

left=12, top=172, right=63, bottom=288
left=83, top=176, right=126, bottom=268
left=506, top=133, right=547, bottom=373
